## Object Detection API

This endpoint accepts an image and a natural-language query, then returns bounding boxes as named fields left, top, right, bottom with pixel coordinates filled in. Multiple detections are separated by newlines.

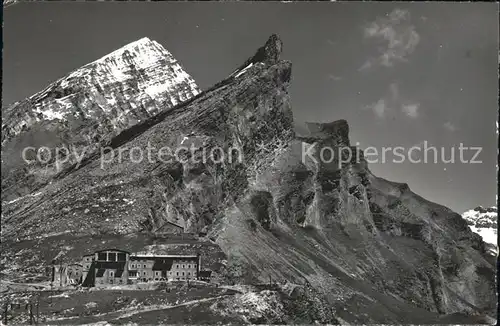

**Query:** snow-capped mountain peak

left=2, top=37, right=200, bottom=144
left=1, top=37, right=201, bottom=201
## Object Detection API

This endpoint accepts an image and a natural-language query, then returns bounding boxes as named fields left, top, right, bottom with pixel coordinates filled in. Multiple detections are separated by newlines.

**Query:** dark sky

left=3, top=2, right=498, bottom=213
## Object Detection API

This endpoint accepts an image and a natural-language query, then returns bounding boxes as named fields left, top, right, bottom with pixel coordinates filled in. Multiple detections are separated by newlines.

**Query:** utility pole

left=36, top=295, right=40, bottom=325
left=3, top=297, right=9, bottom=325
left=28, top=302, right=34, bottom=325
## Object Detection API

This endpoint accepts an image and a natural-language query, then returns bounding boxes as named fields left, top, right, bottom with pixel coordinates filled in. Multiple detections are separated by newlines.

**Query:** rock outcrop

left=1, top=35, right=496, bottom=324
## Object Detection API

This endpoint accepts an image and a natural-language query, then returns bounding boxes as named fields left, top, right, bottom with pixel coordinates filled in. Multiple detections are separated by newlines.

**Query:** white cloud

left=365, top=82, right=420, bottom=119
left=443, top=121, right=457, bottom=132
left=358, top=60, right=373, bottom=71
left=361, top=8, right=420, bottom=70
left=402, top=103, right=419, bottom=118
left=368, top=99, right=390, bottom=118
left=328, top=74, right=342, bottom=81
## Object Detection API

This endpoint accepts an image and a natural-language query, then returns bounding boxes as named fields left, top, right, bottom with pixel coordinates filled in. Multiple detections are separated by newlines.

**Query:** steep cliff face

left=1, top=35, right=496, bottom=323
left=1, top=37, right=199, bottom=201
left=213, top=115, right=496, bottom=319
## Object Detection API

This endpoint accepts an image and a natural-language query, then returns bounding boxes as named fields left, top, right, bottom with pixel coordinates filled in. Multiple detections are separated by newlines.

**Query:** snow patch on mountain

left=462, top=206, right=497, bottom=251
left=234, top=63, right=254, bottom=78
left=230, top=62, right=265, bottom=79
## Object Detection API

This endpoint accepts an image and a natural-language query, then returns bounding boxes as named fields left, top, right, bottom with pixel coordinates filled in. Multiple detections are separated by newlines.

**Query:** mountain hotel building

left=80, top=249, right=203, bottom=288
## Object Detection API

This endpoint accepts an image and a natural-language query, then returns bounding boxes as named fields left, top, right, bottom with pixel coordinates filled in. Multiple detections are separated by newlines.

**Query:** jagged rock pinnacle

left=241, top=34, right=283, bottom=68
left=262, top=34, right=283, bottom=64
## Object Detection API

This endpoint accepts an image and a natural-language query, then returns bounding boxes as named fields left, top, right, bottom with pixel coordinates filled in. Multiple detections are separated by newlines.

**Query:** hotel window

left=188, top=265, right=191, bottom=268
left=108, top=253, right=117, bottom=261
left=188, top=272, right=190, bottom=276
left=144, top=264, right=147, bottom=268
left=131, top=264, right=135, bottom=268
left=176, top=272, right=179, bottom=276
left=98, top=253, right=107, bottom=261
left=110, top=271, right=114, bottom=277
left=182, top=272, right=185, bottom=276
left=117, top=253, right=126, bottom=261
left=176, top=265, right=179, bottom=268
left=194, top=264, right=197, bottom=268
left=155, top=271, right=160, bottom=276
left=143, top=272, right=146, bottom=275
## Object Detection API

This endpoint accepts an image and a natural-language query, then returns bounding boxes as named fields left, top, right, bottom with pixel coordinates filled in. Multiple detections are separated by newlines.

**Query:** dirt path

left=47, top=294, right=232, bottom=324
left=0, top=280, right=51, bottom=292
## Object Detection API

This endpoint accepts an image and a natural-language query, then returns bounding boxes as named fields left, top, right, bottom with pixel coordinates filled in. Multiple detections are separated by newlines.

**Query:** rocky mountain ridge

left=1, top=34, right=496, bottom=324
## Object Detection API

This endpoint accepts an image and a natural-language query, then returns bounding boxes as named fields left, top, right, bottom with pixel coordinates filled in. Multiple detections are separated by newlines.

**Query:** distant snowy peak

left=462, top=206, right=497, bottom=250
left=462, top=206, right=497, bottom=227
left=2, top=37, right=200, bottom=144
left=3, top=0, right=18, bottom=8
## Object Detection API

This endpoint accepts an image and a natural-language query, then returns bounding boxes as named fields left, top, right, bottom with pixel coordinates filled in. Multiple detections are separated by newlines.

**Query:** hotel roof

left=131, top=254, right=198, bottom=258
